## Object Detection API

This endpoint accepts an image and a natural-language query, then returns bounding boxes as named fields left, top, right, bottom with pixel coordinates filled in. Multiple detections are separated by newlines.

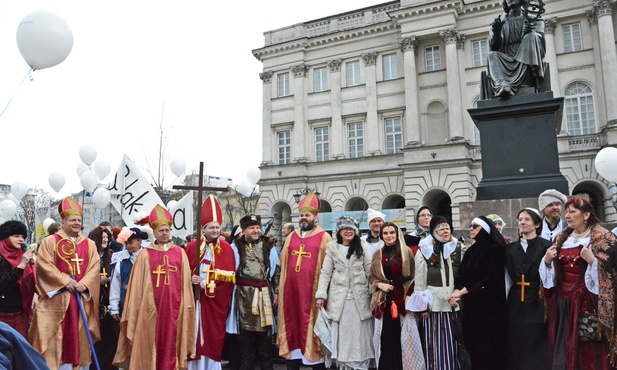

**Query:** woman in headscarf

left=486, top=213, right=512, bottom=243
left=449, top=216, right=506, bottom=370
left=316, top=215, right=373, bottom=369
left=0, top=221, right=36, bottom=338
left=539, top=197, right=616, bottom=369
left=405, top=206, right=432, bottom=255
left=369, top=222, right=424, bottom=370
left=408, top=215, right=464, bottom=370
left=505, top=208, right=551, bottom=370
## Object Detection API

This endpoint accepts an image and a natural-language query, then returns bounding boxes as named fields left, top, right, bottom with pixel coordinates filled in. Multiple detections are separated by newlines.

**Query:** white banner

left=169, top=192, right=193, bottom=240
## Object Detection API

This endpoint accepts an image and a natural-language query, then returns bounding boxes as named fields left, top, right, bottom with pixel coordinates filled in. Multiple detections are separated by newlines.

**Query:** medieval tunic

left=29, top=231, right=101, bottom=369
left=185, top=237, right=235, bottom=368
left=277, top=226, right=331, bottom=363
left=113, top=242, right=194, bottom=370
left=505, top=236, right=551, bottom=370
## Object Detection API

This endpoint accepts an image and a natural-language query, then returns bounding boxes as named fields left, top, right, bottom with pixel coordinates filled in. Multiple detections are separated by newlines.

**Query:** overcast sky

left=0, top=0, right=379, bottom=198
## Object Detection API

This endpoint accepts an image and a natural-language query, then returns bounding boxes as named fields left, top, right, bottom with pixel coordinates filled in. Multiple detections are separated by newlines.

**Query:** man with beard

left=277, top=193, right=332, bottom=370
left=537, top=189, right=568, bottom=242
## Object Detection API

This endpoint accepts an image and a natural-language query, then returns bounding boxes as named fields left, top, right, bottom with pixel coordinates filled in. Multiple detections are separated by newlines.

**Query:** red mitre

left=149, top=204, right=172, bottom=230
left=298, top=192, right=320, bottom=215
left=58, top=196, right=83, bottom=220
left=201, top=195, right=223, bottom=227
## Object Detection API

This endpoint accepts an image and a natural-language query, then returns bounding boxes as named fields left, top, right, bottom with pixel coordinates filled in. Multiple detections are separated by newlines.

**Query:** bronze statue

left=485, top=0, right=546, bottom=98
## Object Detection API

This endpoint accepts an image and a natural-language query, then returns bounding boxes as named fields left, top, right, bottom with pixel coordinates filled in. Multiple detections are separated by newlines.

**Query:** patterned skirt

left=419, top=311, right=460, bottom=370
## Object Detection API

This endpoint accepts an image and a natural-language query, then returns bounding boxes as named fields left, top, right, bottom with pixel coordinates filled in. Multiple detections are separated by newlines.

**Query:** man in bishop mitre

left=278, top=192, right=332, bottom=370
left=113, top=204, right=195, bottom=370
left=185, top=195, right=236, bottom=370
left=29, top=196, right=101, bottom=370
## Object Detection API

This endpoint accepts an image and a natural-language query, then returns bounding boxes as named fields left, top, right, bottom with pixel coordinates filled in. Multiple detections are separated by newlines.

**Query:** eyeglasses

left=469, top=224, right=481, bottom=229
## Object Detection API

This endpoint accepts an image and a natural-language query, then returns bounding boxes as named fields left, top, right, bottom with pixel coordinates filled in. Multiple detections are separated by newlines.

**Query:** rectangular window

left=348, top=122, right=364, bottom=158
left=315, top=127, right=329, bottom=162
left=385, top=117, right=403, bottom=154
left=425, top=46, right=441, bottom=72
left=277, top=73, right=290, bottom=97
left=563, top=23, right=582, bottom=52
left=277, top=131, right=291, bottom=164
left=346, top=60, right=361, bottom=86
left=313, top=67, right=328, bottom=92
left=383, top=54, right=398, bottom=80
left=472, top=40, right=489, bottom=67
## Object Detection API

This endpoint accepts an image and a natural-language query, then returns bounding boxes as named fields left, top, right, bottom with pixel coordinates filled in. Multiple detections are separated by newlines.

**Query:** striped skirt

left=419, top=311, right=460, bottom=370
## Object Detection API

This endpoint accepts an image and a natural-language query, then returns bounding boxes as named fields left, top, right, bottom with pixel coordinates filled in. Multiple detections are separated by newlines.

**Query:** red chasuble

left=185, top=238, right=235, bottom=362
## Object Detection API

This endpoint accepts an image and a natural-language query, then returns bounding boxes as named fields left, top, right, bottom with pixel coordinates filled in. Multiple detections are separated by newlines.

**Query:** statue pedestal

left=468, top=91, right=568, bottom=200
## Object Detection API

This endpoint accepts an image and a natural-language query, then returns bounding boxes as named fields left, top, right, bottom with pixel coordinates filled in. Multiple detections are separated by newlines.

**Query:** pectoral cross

left=101, top=267, right=108, bottom=288
left=203, top=263, right=217, bottom=294
left=71, top=253, right=84, bottom=275
left=292, top=244, right=311, bottom=272
left=152, top=255, right=178, bottom=288
left=516, top=274, right=530, bottom=302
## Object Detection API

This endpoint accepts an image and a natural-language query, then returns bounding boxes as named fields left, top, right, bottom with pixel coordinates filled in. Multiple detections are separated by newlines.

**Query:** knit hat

left=538, top=189, right=567, bottom=212
left=336, top=215, right=359, bottom=234
left=240, top=214, right=261, bottom=230
left=0, top=220, right=28, bottom=240
left=486, top=214, right=506, bottom=228
left=367, top=208, right=386, bottom=223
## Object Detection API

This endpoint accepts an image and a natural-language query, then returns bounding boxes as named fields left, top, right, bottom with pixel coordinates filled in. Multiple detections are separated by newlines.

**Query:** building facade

left=252, top=0, right=617, bottom=236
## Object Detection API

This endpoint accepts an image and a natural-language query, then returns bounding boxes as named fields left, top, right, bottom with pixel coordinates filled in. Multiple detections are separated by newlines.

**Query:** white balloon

left=7, top=194, right=19, bottom=205
left=0, top=200, right=17, bottom=220
left=16, top=10, right=73, bottom=70
left=76, top=162, right=89, bottom=177
left=43, top=218, right=56, bottom=230
left=79, top=145, right=97, bottom=166
left=48, top=171, right=65, bottom=192
left=167, top=200, right=178, bottom=209
left=11, top=181, right=28, bottom=200
left=170, top=158, right=186, bottom=177
left=80, top=170, right=98, bottom=193
left=93, top=188, right=110, bottom=209
left=93, top=160, right=111, bottom=180
left=246, top=167, right=262, bottom=185
left=595, top=147, right=617, bottom=182
left=237, top=180, right=254, bottom=197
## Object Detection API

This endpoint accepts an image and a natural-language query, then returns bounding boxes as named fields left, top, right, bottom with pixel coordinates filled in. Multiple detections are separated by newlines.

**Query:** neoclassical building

left=252, top=0, right=617, bottom=235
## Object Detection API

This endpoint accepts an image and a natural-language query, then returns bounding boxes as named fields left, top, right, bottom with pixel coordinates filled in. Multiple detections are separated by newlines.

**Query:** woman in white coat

left=316, top=216, right=374, bottom=369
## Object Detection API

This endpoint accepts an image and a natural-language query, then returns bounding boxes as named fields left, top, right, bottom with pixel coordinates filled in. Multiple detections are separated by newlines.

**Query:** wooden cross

left=172, top=162, right=228, bottom=300
left=71, top=253, right=84, bottom=275
left=203, top=263, right=217, bottom=294
left=292, top=244, right=312, bottom=272
left=516, top=274, right=530, bottom=302
left=101, top=267, right=108, bottom=288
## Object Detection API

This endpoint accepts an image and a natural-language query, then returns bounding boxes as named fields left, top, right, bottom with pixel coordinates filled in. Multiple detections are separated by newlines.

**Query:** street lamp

left=293, top=187, right=320, bottom=204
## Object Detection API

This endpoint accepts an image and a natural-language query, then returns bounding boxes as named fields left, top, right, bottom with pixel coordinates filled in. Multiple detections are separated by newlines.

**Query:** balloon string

left=0, top=67, right=33, bottom=119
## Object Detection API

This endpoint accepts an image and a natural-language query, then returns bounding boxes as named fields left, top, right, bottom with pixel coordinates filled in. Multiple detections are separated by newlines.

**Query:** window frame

left=383, top=54, right=398, bottom=81
left=564, top=82, right=596, bottom=136
left=277, top=130, right=291, bottom=164
left=277, top=72, right=290, bottom=97
left=346, top=60, right=361, bottom=86
left=425, top=45, right=442, bottom=72
left=471, top=39, right=488, bottom=67
left=563, top=23, right=583, bottom=53
left=385, top=117, right=403, bottom=154
left=314, top=127, right=329, bottom=162
left=347, top=122, right=364, bottom=159
left=313, top=67, right=328, bottom=92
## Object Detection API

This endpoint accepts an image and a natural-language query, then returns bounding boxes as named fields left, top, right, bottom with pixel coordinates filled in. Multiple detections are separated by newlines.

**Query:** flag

left=169, top=192, right=193, bottom=240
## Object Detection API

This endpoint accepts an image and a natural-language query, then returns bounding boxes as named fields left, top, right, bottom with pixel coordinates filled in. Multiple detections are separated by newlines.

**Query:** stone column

left=259, top=71, right=273, bottom=164
left=328, top=59, right=343, bottom=158
left=291, top=63, right=309, bottom=161
left=399, top=36, right=421, bottom=145
left=362, top=52, right=379, bottom=154
left=543, top=18, right=561, bottom=97
left=586, top=9, right=608, bottom=129
left=440, top=29, right=465, bottom=140
left=592, top=0, right=617, bottom=126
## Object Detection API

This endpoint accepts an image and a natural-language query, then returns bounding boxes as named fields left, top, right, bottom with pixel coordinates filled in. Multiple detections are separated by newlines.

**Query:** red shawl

left=0, top=237, right=36, bottom=315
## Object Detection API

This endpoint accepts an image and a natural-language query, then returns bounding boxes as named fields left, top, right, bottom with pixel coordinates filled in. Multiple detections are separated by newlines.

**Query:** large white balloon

left=0, top=200, right=17, bottom=220
left=76, top=162, right=89, bottom=177
left=595, top=147, right=617, bottom=182
left=170, top=158, right=186, bottom=177
left=7, top=194, right=19, bottom=205
left=93, top=188, right=110, bottom=209
left=246, top=167, right=262, bottom=185
left=43, top=218, right=56, bottom=230
left=79, top=145, right=97, bottom=166
left=11, top=181, right=28, bottom=201
left=16, top=10, right=73, bottom=70
left=80, top=170, right=98, bottom=192
left=237, top=180, right=254, bottom=197
left=94, top=160, right=111, bottom=180
left=48, top=172, right=65, bottom=192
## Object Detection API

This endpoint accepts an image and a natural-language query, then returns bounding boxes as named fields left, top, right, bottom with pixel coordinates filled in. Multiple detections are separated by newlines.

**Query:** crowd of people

left=0, top=188, right=616, bottom=370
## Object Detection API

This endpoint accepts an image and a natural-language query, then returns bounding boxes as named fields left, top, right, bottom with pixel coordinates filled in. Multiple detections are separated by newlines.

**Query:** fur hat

left=0, top=220, right=28, bottom=241
left=367, top=208, right=386, bottom=223
left=538, top=189, right=567, bottom=212
left=240, top=214, right=261, bottom=230
left=336, top=215, right=359, bottom=234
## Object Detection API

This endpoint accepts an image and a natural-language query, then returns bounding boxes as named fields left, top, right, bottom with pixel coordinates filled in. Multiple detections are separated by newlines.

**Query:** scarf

left=0, top=238, right=36, bottom=315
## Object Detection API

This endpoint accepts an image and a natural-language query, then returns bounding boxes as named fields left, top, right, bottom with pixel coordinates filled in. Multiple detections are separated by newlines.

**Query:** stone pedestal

left=468, top=92, right=568, bottom=200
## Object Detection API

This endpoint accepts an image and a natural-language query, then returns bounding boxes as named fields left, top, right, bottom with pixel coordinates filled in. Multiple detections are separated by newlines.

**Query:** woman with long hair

left=539, top=197, right=617, bottom=369
left=316, top=216, right=373, bottom=369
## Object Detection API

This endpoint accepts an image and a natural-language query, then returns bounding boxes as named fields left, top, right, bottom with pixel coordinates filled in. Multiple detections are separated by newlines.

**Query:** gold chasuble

left=113, top=242, right=195, bottom=370
left=277, top=226, right=331, bottom=362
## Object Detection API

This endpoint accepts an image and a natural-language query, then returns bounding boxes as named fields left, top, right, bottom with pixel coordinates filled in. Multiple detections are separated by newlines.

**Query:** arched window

left=565, top=82, right=596, bottom=135
left=424, top=101, right=448, bottom=145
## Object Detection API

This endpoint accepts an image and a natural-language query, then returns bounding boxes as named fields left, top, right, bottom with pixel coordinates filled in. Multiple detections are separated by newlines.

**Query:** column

left=586, top=9, right=608, bottom=129
left=399, top=36, right=421, bottom=145
left=440, top=29, right=465, bottom=140
left=327, top=59, right=343, bottom=158
left=362, top=52, right=379, bottom=154
left=592, top=0, right=617, bottom=125
left=259, top=71, right=273, bottom=164
left=291, top=63, right=309, bottom=161
left=543, top=18, right=561, bottom=97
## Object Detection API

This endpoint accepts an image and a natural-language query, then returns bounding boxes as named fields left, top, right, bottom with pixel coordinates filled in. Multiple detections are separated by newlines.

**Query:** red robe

left=185, top=238, right=236, bottom=362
